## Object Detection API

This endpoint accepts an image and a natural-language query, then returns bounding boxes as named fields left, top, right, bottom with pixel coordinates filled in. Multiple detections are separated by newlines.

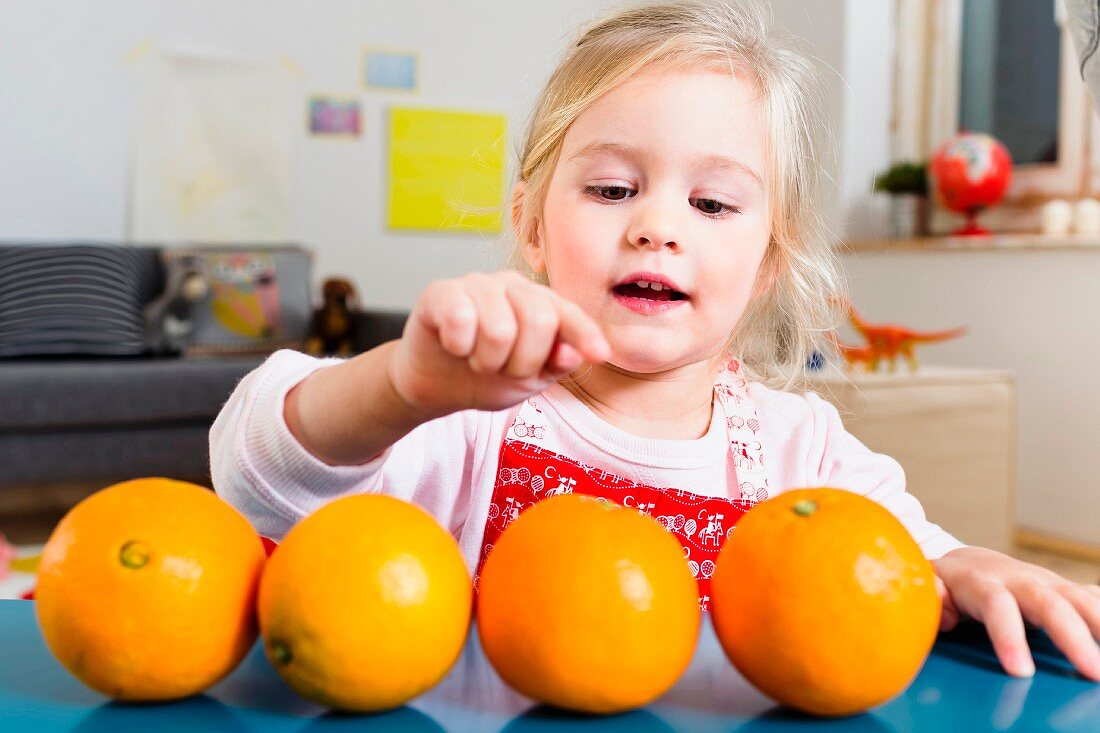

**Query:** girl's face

left=526, top=66, right=771, bottom=374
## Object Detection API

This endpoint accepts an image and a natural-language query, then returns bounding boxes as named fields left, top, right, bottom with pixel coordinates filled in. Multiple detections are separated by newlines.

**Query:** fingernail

left=1014, top=655, right=1035, bottom=678
left=556, top=344, right=582, bottom=370
left=1087, top=649, right=1100, bottom=681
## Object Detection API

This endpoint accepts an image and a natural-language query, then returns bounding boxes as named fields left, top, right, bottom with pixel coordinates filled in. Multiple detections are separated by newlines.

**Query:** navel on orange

left=35, top=478, right=266, bottom=700
left=710, top=487, right=940, bottom=717
left=258, top=494, right=472, bottom=712
left=476, top=494, right=700, bottom=714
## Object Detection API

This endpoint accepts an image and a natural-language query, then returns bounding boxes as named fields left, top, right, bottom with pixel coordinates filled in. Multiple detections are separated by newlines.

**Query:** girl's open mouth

left=611, top=282, right=688, bottom=301
left=611, top=279, right=691, bottom=314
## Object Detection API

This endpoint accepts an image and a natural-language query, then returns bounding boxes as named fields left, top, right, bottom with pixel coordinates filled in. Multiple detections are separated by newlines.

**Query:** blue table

left=1, top=599, right=1097, bottom=732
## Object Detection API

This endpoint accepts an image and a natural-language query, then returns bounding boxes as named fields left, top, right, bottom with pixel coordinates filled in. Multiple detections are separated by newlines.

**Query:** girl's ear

left=512, top=182, right=547, bottom=274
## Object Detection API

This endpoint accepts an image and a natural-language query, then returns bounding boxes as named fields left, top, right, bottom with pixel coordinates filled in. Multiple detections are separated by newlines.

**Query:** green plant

left=873, top=161, right=928, bottom=195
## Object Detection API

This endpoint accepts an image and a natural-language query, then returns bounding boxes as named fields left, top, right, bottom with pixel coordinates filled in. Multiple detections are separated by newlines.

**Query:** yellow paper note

left=388, top=108, right=506, bottom=232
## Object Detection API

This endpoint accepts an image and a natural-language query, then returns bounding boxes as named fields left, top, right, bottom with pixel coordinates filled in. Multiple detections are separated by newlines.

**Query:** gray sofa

left=0, top=245, right=407, bottom=490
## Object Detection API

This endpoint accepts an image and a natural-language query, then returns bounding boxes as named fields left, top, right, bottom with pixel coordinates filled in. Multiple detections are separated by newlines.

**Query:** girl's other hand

left=934, top=546, right=1100, bottom=681
left=389, top=271, right=611, bottom=418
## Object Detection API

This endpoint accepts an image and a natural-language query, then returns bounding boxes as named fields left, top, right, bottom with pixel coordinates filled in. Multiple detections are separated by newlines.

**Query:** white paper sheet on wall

left=129, top=50, right=295, bottom=243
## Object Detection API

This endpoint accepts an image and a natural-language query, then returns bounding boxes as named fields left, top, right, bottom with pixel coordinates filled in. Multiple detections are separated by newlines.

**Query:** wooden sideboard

left=808, top=366, right=1016, bottom=553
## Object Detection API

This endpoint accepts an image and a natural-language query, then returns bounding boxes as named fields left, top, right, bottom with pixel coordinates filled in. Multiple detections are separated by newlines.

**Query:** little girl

left=212, top=0, right=1100, bottom=683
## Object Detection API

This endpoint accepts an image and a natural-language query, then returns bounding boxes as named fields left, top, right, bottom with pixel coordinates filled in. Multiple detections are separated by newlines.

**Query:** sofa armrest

left=351, top=310, right=409, bottom=353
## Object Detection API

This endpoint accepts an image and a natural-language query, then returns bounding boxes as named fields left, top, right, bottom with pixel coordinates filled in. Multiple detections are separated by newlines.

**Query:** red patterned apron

left=475, top=358, right=768, bottom=611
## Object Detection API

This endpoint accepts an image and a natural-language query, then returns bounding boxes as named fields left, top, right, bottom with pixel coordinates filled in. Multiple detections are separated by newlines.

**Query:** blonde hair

left=509, top=0, right=844, bottom=391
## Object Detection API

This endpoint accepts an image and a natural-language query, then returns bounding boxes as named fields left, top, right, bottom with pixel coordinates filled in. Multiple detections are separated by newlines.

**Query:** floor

left=1011, top=547, right=1100, bottom=585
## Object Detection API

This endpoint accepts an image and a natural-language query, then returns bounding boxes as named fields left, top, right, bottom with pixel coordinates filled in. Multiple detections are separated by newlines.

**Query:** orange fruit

left=476, top=494, right=700, bottom=714
left=258, top=494, right=472, bottom=712
left=710, top=487, right=940, bottom=717
left=35, top=478, right=265, bottom=700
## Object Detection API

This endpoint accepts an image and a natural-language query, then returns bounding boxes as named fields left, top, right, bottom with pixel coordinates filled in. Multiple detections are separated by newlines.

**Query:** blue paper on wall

left=364, top=49, right=417, bottom=91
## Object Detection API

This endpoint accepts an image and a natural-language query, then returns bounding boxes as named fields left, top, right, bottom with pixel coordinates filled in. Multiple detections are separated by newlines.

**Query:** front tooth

left=651, top=283, right=665, bottom=292
left=637, top=281, right=652, bottom=289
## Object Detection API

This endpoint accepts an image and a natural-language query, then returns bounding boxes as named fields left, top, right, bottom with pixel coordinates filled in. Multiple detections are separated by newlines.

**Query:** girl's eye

left=585, top=185, right=635, bottom=201
left=691, top=198, right=737, bottom=216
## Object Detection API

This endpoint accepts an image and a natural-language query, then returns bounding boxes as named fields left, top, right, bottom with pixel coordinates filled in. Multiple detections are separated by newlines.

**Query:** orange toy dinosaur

left=825, top=331, right=882, bottom=373
left=830, top=300, right=966, bottom=372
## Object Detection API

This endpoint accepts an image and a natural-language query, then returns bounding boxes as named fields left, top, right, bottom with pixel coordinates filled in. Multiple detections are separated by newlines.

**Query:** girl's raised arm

left=285, top=271, right=609, bottom=466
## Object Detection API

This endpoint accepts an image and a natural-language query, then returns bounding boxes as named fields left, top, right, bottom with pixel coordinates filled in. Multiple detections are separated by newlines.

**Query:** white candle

left=1074, top=199, right=1100, bottom=234
left=1041, top=199, right=1073, bottom=235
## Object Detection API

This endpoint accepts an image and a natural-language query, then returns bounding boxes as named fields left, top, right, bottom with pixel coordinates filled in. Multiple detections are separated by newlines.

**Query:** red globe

left=928, top=132, right=1013, bottom=235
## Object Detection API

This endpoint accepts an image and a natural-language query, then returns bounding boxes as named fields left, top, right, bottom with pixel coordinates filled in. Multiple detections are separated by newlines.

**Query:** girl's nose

left=626, top=200, right=683, bottom=252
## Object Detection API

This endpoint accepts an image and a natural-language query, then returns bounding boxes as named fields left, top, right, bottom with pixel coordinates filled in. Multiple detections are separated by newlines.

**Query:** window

left=893, top=0, right=1091, bottom=232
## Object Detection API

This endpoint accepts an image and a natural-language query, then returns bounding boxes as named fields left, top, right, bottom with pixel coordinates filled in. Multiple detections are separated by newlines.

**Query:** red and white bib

left=477, top=358, right=768, bottom=611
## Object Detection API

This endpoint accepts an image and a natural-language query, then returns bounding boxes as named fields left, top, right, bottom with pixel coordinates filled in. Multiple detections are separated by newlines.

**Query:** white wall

left=0, top=0, right=854, bottom=310
left=764, top=0, right=847, bottom=235
left=0, top=0, right=612, bottom=308
left=841, top=251, right=1100, bottom=548
left=839, top=0, right=893, bottom=239
left=759, top=0, right=892, bottom=240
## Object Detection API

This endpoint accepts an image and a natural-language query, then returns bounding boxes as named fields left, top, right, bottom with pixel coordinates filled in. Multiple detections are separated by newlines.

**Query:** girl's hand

left=388, top=271, right=611, bottom=418
left=933, top=546, right=1100, bottom=681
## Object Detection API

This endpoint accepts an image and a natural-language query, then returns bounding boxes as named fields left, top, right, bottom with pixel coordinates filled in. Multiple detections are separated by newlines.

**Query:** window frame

left=892, top=0, right=1090, bottom=232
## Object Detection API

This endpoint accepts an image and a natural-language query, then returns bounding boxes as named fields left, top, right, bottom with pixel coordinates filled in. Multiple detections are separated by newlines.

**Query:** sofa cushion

left=0, top=244, right=162, bottom=357
left=0, top=356, right=264, bottom=430
left=0, top=425, right=216, bottom=485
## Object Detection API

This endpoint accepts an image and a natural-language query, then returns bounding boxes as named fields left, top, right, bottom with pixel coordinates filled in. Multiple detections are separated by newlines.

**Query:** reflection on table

left=1, top=600, right=1097, bottom=732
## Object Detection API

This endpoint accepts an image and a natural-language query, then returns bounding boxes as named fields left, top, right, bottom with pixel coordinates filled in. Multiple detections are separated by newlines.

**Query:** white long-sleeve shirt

left=210, top=349, right=963, bottom=571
